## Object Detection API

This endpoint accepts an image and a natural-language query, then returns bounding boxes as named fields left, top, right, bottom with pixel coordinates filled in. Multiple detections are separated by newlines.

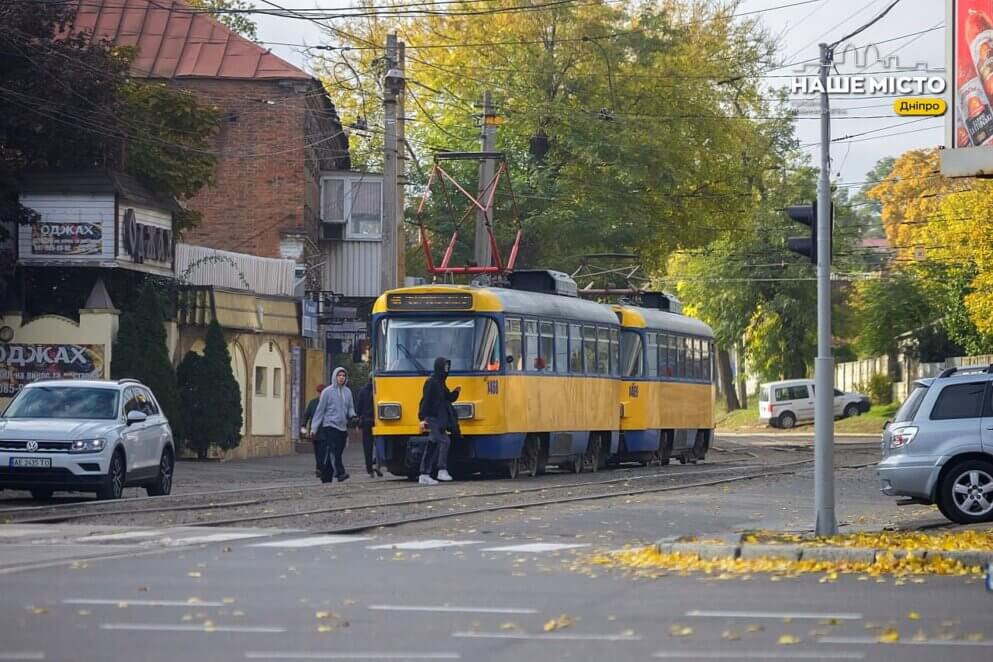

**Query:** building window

left=323, top=179, right=345, bottom=221
left=350, top=180, right=382, bottom=237
left=255, top=367, right=267, bottom=396
left=273, top=367, right=282, bottom=397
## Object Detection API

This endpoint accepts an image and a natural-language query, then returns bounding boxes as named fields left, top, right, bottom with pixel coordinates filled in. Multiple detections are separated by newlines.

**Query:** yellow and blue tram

left=370, top=277, right=715, bottom=478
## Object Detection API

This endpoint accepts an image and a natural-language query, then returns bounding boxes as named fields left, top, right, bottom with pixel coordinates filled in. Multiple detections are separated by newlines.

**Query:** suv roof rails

left=936, top=365, right=993, bottom=378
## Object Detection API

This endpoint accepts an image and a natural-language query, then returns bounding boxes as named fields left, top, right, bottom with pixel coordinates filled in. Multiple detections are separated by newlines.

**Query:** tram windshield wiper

left=396, top=343, right=427, bottom=372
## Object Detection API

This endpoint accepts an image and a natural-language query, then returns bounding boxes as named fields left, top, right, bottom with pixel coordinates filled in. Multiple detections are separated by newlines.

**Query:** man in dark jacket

left=356, top=379, right=382, bottom=477
left=302, top=384, right=325, bottom=477
left=417, top=357, right=460, bottom=485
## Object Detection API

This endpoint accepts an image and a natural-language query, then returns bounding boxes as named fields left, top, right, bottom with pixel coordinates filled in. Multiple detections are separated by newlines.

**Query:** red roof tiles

left=72, top=0, right=310, bottom=81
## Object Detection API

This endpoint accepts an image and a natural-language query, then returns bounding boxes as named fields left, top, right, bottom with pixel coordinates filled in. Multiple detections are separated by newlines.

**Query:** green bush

left=331, top=353, right=370, bottom=395
left=856, top=373, right=893, bottom=405
left=111, top=282, right=182, bottom=440
left=177, top=320, right=243, bottom=458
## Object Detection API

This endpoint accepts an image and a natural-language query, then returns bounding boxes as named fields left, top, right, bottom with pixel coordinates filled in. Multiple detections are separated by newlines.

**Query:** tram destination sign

left=386, top=293, right=473, bottom=311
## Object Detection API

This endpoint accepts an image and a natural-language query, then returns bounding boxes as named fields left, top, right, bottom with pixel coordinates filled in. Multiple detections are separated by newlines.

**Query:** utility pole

left=381, top=32, right=402, bottom=294
left=474, top=91, right=497, bottom=270
left=814, top=41, right=837, bottom=537
left=396, top=41, right=407, bottom=286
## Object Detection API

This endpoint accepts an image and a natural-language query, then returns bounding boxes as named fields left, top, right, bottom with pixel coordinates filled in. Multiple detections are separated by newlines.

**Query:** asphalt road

left=1, top=434, right=988, bottom=661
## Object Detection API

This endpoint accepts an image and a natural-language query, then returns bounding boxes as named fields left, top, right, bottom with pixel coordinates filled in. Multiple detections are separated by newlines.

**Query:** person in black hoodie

left=356, top=379, right=382, bottom=478
left=417, top=356, right=460, bottom=485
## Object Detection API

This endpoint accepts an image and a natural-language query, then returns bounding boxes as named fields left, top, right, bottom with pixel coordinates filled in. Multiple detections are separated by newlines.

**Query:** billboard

left=944, top=1, right=993, bottom=176
left=30, top=222, right=103, bottom=256
left=0, top=344, right=105, bottom=397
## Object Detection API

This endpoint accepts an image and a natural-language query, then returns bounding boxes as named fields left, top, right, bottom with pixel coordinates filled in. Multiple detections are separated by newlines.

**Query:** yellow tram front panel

left=373, top=374, right=505, bottom=437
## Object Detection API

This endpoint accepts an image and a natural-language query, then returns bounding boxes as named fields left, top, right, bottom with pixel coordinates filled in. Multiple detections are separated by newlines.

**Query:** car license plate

left=10, top=457, right=52, bottom=468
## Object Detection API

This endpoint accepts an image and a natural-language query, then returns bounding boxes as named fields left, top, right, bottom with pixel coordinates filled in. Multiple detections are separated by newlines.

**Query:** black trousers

left=311, top=437, right=321, bottom=471
left=319, top=427, right=348, bottom=482
left=361, top=425, right=376, bottom=472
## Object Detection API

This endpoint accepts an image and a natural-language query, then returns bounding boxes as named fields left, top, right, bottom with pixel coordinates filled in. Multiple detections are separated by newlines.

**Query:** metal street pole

left=814, top=42, right=837, bottom=536
left=474, top=91, right=496, bottom=269
left=381, top=33, right=399, bottom=294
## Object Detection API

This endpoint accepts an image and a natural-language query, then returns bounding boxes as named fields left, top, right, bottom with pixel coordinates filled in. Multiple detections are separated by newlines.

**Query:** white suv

left=0, top=379, right=175, bottom=500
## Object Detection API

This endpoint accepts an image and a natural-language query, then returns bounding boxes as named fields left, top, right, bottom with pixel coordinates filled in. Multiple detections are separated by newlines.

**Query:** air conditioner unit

left=321, top=223, right=345, bottom=241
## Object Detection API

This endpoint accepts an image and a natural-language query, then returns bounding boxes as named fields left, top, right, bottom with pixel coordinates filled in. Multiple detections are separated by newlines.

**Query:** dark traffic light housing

left=786, top=201, right=832, bottom=265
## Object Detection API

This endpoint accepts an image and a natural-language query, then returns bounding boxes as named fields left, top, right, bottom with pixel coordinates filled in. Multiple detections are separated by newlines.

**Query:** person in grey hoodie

left=309, top=367, right=356, bottom=483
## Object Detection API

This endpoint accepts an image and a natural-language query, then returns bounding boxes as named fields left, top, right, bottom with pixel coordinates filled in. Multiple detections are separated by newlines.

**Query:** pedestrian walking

left=417, top=356, right=460, bottom=485
left=302, top=384, right=325, bottom=478
left=357, top=378, right=383, bottom=478
left=310, top=367, right=356, bottom=483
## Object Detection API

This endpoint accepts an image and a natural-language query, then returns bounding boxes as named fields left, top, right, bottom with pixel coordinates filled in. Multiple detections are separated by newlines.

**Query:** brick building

left=72, top=0, right=351, bottom=283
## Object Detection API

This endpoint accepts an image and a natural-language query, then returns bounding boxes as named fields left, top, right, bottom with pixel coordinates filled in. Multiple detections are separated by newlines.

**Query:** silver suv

left=0, top=379, right=175, bottom=500
left=879, top=367, right=993, bottom=524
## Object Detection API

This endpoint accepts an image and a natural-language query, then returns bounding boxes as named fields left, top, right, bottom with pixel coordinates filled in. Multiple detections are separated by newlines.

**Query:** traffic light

left=786, top=203, right=816, bottom=263
left=786, top=201, right=832, bottom=265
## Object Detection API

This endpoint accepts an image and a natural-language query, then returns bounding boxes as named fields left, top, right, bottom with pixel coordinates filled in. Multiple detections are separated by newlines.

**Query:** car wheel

left=97, top=450, right=126, bottom=501
left=843, top=403, right=860, bottom=418
left=777, top=412, right=796, bottom=429
left=29, top=489, right=53, bottom=501
left=145, top=448, right=174, bottom=497
left=937, top=460, right=993, bottom=524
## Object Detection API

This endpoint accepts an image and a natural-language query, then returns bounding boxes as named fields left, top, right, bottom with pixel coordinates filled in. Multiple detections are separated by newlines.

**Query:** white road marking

left=76, top=530, right=166, bottom=542
left=100, top=624, right=285, bottom=633
left=0, top=654, right=45, bottom=661
left=480, top=543, right=590, bottom=553
left=820, top=636, right=993, bottom=648
left=0, top=528, right=49, bottom=538
left=250, top=535, right=371, bottom=549
left=366, top=540, right=482, bottom=551
left=64, top=598, right=228, bottom=608
left=368, top=605, right=538, bottom=615
left=654, top=652, right=864, bottom=660
left=452, top=631, right=640, bottom=641
left=686, top=609, right=863, bottom=621
left=164, top=532, right=272, bottom=546
left=245, top=654, right=461, bottom=660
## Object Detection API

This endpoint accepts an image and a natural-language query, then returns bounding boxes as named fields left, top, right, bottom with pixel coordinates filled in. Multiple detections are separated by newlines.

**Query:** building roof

left=19, top=170, right=182, bottom=212
left=72, top=0, right=311, bottom=81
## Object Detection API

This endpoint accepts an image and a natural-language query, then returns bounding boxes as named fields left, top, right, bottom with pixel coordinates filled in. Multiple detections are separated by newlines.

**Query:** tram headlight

left=452, top=403, right=475, bottom=420
left=378, top=403, right=402, bottom=421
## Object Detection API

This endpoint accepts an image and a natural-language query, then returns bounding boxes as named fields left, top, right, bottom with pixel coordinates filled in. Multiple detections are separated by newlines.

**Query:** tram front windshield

left=375, top=317, right=500, bottom=373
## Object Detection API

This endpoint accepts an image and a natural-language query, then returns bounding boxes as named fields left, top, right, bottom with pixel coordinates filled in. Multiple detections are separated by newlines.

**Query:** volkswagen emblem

left=25, top=440, right=39, bottom=452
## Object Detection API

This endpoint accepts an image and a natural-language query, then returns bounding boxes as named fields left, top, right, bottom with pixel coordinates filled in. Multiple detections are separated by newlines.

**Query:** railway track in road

left=1, top=457, right=802, bottom=526
left=5, top=457, right=881, bottom=534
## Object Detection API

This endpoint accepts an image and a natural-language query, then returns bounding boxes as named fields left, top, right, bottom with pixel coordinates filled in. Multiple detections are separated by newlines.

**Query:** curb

left=652, top=537, right=993, bottom=568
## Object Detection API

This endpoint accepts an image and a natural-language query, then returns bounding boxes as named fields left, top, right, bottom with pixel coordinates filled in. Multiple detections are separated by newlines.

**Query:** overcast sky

left=251, top=0, right=946, bottom=186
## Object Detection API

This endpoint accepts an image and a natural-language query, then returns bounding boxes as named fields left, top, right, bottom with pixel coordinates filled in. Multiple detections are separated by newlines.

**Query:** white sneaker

left=436, top=469, right=453, bottom=482
left=419, top=474, right=438, bottom=485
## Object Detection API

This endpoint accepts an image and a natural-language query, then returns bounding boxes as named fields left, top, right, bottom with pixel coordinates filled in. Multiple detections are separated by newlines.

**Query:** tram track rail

left=2, top=458, right=782, bottom=525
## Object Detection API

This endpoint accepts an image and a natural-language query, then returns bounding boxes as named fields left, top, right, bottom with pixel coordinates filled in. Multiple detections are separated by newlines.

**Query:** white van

left=758, top=379, right=870, bottom=429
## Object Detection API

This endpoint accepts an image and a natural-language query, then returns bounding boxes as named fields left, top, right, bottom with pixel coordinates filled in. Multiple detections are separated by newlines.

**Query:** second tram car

left=370, top=275, right=714, bottom=478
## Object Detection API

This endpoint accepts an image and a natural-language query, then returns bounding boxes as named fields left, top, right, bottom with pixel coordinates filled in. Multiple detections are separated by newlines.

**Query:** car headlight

left=889, top=426, right=918, bottom=449
left=70, top=438, right=106, bottom=453
left=452, top=403, right=475, bottom=420
left=378, top=403, right=402, bottom=421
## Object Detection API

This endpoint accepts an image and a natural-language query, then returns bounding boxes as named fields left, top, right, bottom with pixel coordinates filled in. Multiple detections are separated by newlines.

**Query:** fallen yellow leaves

left=777, top=634, right=801, bottom=645
left=746, top=529, right=993, bottom=554
left=878, top=628, right=900, bottom=643
left=669, top=625, right=694, bottom=637
left=543, top=614, right=575, bottom=632
left=588, top=546, right=984, bottom=579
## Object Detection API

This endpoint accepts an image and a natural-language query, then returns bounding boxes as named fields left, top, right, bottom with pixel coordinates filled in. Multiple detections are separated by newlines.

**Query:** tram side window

left=621, top=330, right=643, bottom=378
left=691, top=338, right=701, bottom=380
left=609, top=328, right=620, bottom=376
left=505, top=318, right=523, bottom=372
left=569, top=323, right=583, bottom=373
left=596, top=327, right=610, bottom=375
left=554, top=322, right=569, bottom=374
left=659, top=334, right=673, bottom=378
left=676, top=336, right=686, bottom=379
left=525, top=320, right=540, bottom=372
left=646, top=332, right=658, bottom=378
left=539, top=321, right=555, bottom=372
left=582, top=325, right=597, bottom=374
left=703, top=341, right=712, bottom=381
